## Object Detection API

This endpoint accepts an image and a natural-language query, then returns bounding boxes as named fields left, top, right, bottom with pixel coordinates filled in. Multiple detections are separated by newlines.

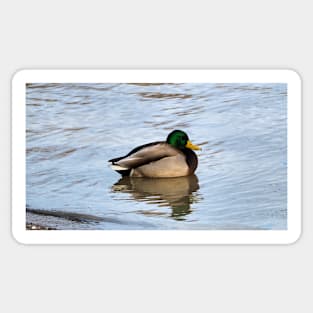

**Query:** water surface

left=26, top=83, right=287, bottom=230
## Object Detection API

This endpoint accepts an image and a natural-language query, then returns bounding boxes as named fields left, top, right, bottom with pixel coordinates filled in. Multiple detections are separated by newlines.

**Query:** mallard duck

left=109, top=130, right=200, bottom=178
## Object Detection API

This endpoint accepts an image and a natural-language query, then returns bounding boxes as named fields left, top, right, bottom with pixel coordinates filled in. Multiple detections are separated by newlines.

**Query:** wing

left=109, top=142, right=179, bottom=169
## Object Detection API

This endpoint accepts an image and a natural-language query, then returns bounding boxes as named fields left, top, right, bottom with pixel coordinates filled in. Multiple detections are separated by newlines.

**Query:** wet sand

left=26, top=208, right=108, bottom=230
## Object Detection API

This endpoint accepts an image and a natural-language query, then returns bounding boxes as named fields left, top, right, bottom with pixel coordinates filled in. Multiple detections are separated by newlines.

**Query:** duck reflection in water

left=111, top=175, right=199, bottom=220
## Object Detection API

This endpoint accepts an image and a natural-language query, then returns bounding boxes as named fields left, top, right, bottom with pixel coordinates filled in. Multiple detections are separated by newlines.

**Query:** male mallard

left=109, top=130, right=200, bottom=178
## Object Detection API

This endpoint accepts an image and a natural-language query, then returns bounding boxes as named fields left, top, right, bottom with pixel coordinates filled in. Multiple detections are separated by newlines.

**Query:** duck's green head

left=166, top=130, right=201, bottom=150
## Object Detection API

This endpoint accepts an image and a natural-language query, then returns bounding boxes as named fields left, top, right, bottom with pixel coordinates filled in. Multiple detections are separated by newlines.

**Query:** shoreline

left=26, top=223, right=56, bottom=230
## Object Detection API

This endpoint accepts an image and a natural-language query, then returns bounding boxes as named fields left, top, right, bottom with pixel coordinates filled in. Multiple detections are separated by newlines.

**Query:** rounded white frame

left=12, top=69, right=302, bottom=244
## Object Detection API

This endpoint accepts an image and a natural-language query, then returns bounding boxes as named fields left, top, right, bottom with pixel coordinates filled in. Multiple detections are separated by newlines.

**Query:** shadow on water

left=111, top=175, right=200, bottom=220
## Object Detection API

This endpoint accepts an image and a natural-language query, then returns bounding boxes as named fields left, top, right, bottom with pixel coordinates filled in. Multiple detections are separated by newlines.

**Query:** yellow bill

left=185, top=140, right=201, bottom=150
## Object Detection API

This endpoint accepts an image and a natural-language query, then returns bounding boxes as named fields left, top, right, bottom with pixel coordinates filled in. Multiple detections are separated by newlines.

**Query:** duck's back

left=110, top=142, right=177, bottom=167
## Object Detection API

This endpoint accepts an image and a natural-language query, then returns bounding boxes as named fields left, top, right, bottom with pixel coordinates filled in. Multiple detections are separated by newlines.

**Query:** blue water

left=26, top=83, right=287, bottom=230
